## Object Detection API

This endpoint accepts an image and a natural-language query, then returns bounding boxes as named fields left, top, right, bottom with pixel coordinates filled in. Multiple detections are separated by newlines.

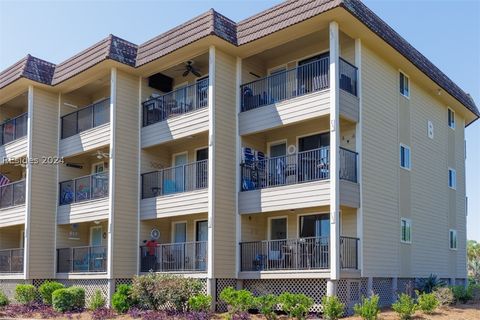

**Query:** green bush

left=468, top=284, right=480, bottom=302
left=353, top=294, right=380, bottom=320
left=38, top=281, right=65, bottom=305
left=321, top=296, right=344, bottom=320
left=188, top=294, right=212, bottom=312
left=416, top=291, right=439, bottom=314
left=433, top=287, right=454, bottom=306
left=88, top=290, right=106, bottom=311
left=254, top=294, right=278, bottom=320
left=451, top=285, right=472, bottom=304
left=0, top=290, right=9, bottom=307
left=392, top=293, right=417, bottom=320
left=52, top=287, right=85, bottom=312
left=131, top=273, right=203, bottom=311
left=219, top=287, right=255, bottom=319
left=112, top=284, right=135, bottom=314
left=415, top=274, right=445, bottom=293
left=278, top=292, right=314, bottom=320
left=14, top=284, right=36, bottom=304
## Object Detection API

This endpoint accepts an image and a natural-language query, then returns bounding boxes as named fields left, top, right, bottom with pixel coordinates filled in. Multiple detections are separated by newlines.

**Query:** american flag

left=0, top=174, right=10, bottom=187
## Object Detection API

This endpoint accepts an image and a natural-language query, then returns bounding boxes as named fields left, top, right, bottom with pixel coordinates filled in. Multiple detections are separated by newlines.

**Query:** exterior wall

left=0, top=206, right=26, bottom=228
left=59, top=124, right=110, bottom=157
left=140, top=213, right=207, bottom=244
left=0, top=137, right=27, bottom=164
left=0, top=224, right=23, bottom=249
left=57, top=198, right=109, bottom=225
left=56, top=220, right=108, bottom=248
left=27, top=87, right=59, bottom=278
left=110, top=70, right=140, bottom=278
left=210, top=48, right=237, bottom=279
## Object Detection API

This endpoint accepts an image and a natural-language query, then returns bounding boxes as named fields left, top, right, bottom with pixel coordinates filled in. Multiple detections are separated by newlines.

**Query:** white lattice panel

left=0, top=279, right=25, bottom=300
left=372, top=278, right=393, bottom=307
left=243, top=279, right=327, bottom=312
left=56, top=279, right=109, bottom=304
left=397, top=278, right=414, bottom=296
left=215, top=279, right=237, bottom=312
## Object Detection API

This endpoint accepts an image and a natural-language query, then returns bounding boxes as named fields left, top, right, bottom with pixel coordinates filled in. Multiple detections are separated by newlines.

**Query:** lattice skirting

left=0, top=279, right=25, bottom=300
left=397, top=278, right=415, bottom=296
left=215, top=278, right=237, bottom=312
left=34, top=279, right=110, bottom=305
left=372, top=278, right=393, bottom=307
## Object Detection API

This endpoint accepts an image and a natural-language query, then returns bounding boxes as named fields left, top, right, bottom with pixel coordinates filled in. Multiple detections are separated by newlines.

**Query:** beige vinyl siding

left=341, top=207, right=357, bottom=237
left=140, top=213, right=207, bottom=244
left=140, top=190, right=208, bottom=220
left=0, top=224, right=23, bottom=249
left=27, top=87, right=58, bottom=278
left=242, top=56, right=266, bottom=84
left=0, top=205, right=26, bottom=228
left=59, top=123, right=110, bottom=157
left=0, top=137, right=27, bottom=164
left=141, top=108, right=209, bottom=148
left=57, top=198, right=109, bottom=225
left=339, top=180, right=360, bottom=208
left=211, top=49, right=237, bottom=278
left=238, top=91, right=330, bottom=135
left=361, top=45, right=399, bottom=277
left=56, top=220, right=108, bottom=249
left=239, top=181, right=330, bottom=214
left=339, top=90, right=359, bottom=122
left=110, top=70, right=140, bottom=277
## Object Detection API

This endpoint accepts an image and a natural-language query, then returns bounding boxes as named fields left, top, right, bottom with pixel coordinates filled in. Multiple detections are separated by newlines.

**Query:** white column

left=328, top=20, right=340, bottom=295
left=207, top=45, right=216, bottom=299
left=367, top=277, right=373, bottom=296
left=235, top=57, right=242, bottom=278
left=392, top=277, right=398, bottom=301
left=136, top=76, right=143, bottom=275
left=354, top=38, right=363, bottom=274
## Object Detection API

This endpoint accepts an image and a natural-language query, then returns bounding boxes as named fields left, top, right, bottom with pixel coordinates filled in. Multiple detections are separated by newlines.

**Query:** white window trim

left=399, top=71, right=410, bottom=99
left=267, top=139, right=287, bottom=157
left=171, top=220, right=188, bottom=243
left=267, top=216, right=288, bottom=240
left=400, top=218, right=412, bottom=244
left=448, top=107, right=456, bottom=130
left=449, top=229, right=458, bottom=250
left=399, top=144, right=411, bottom=170
left=448, top=167, right=457, bottom=190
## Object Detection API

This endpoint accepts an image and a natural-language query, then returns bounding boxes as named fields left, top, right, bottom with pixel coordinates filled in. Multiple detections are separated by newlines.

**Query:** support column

left=328, top=20, right=340, bottom=295
left=367, top=277, right=373, bottom=296
left=207, top=278, right=216, bottom=310
left=235, top=57, right=242, bottom=279
left=392, top=277, right=398, bottom=301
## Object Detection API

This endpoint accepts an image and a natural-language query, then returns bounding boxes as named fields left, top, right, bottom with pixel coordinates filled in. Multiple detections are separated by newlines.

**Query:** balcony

left=56, top=245, right=107, bottom=273
left=140, top=241, right=207, bottom=273
left=239, top=236, right=358, bottom=272
left=238, top=58, right=358, bottom=135
left=0, top=248, right=24, bottom=273
left=59, top=99, right=110, bottom=157
left=140, top=160, right=208, bottom=219
left=0, top=113, right=28, bottom=163
left=57, top=172, right=109, bottom=224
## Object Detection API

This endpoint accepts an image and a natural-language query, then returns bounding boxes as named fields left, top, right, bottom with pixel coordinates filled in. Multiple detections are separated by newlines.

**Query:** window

left=400, top=72, right=410, bottom=97
left=400, top=144, right=411, bottom=170
left=449, top=229, right=457, bottom=250
left=448, top=108, right=455, bottom=129
left=401, top=218, right=412, bottom=243
left=448, top=168, right=456, bottom=189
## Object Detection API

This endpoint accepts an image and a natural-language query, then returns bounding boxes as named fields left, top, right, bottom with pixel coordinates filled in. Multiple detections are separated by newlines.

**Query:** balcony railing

left=0, top=180, right=26, bottom=209
left=142, top=159, right=208, bottom=199
left=339, top=147, right=358, bottom=183
left=241, top=58, right=330, bottom=111
left=0, top=248, right=24, bottom=273
left=142, top=78, right=209, bottom=127
left=57, top=245, right=107, bottom=273
left=61, top=98, right=110, bottom=139
left=140, top=241, right=208, bottom=272
left=59, top=172, right=109, bottom=205
left=339, top=58, right=358, bottom=96
left=0, top=113, right=27, bottom=145
left=239, top=236, right=359, bottom=272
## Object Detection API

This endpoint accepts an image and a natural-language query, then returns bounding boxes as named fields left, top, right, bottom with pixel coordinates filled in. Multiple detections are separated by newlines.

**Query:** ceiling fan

left=92, top=150, right=110, bottom=160
left=176, top=60, right=201, bottom=77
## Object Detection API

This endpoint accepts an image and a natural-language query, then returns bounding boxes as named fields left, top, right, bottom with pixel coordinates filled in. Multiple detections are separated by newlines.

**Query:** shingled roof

left=0, top=55, right=55, bottom=89
left=0, top=0, right=477, bottom=119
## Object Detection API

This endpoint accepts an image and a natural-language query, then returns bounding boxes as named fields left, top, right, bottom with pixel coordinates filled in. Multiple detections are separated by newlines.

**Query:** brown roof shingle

left=0, top=55, right=55, bottom=89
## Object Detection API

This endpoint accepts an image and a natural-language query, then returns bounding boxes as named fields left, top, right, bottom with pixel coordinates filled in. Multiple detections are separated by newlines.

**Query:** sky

left=0, top=0, right=479, bottom=240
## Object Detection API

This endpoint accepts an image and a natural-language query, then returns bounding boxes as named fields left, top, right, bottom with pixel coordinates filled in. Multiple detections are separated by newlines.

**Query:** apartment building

left=0, top=0, right=478, bottom=310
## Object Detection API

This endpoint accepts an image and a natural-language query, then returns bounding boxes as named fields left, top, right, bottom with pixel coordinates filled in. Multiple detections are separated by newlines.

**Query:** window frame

left=448, top=108, right=456, bottom=130
left=448, top=168, right=457, bottom=190
left=399, top=71, right=410, bottom=98
left=400, top=218, right=412, bottom=244
left=400, top=144, right=411, bottom=170
left=449, top=229, right=457, bottom=250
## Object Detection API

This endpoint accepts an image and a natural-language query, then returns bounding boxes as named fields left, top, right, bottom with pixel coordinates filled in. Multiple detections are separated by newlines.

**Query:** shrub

left=219, top=287, right=255, bottom=319
left=188, top=294, right=212, bottom=312
left=353, top=294, right=380, bottom=320
left=469, top=284, right=480, bottom=302
left=14, top=284, right=36, bottom=305
left=0, top=290, right=9, bottom=307
left=321, top=296, right=344, bottom=320
left=433, top=287, right=454, bottom=306
left=112, top=284, right=135, bottom=314
left=254, top=294, right=278, bottom=320
left=416, top=291, right=439, bottom=314
left=392, top=293, right=417, bottom=320
left=278, top=292, right=314, bottom=320
left=52, top=287, right=85, bottom=312
left=131, top=273, right=203, bottom=311
left=38, top=281, right=64, bottom=305
left=450, top=285, right=472, bottom=304
left=69, top=287, right=85, bottom=309
left=91, top=307, right=116, bottom=320
left=88, top=290, right=106, bottom=311
left=415, top=274, right=445, bottom=293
